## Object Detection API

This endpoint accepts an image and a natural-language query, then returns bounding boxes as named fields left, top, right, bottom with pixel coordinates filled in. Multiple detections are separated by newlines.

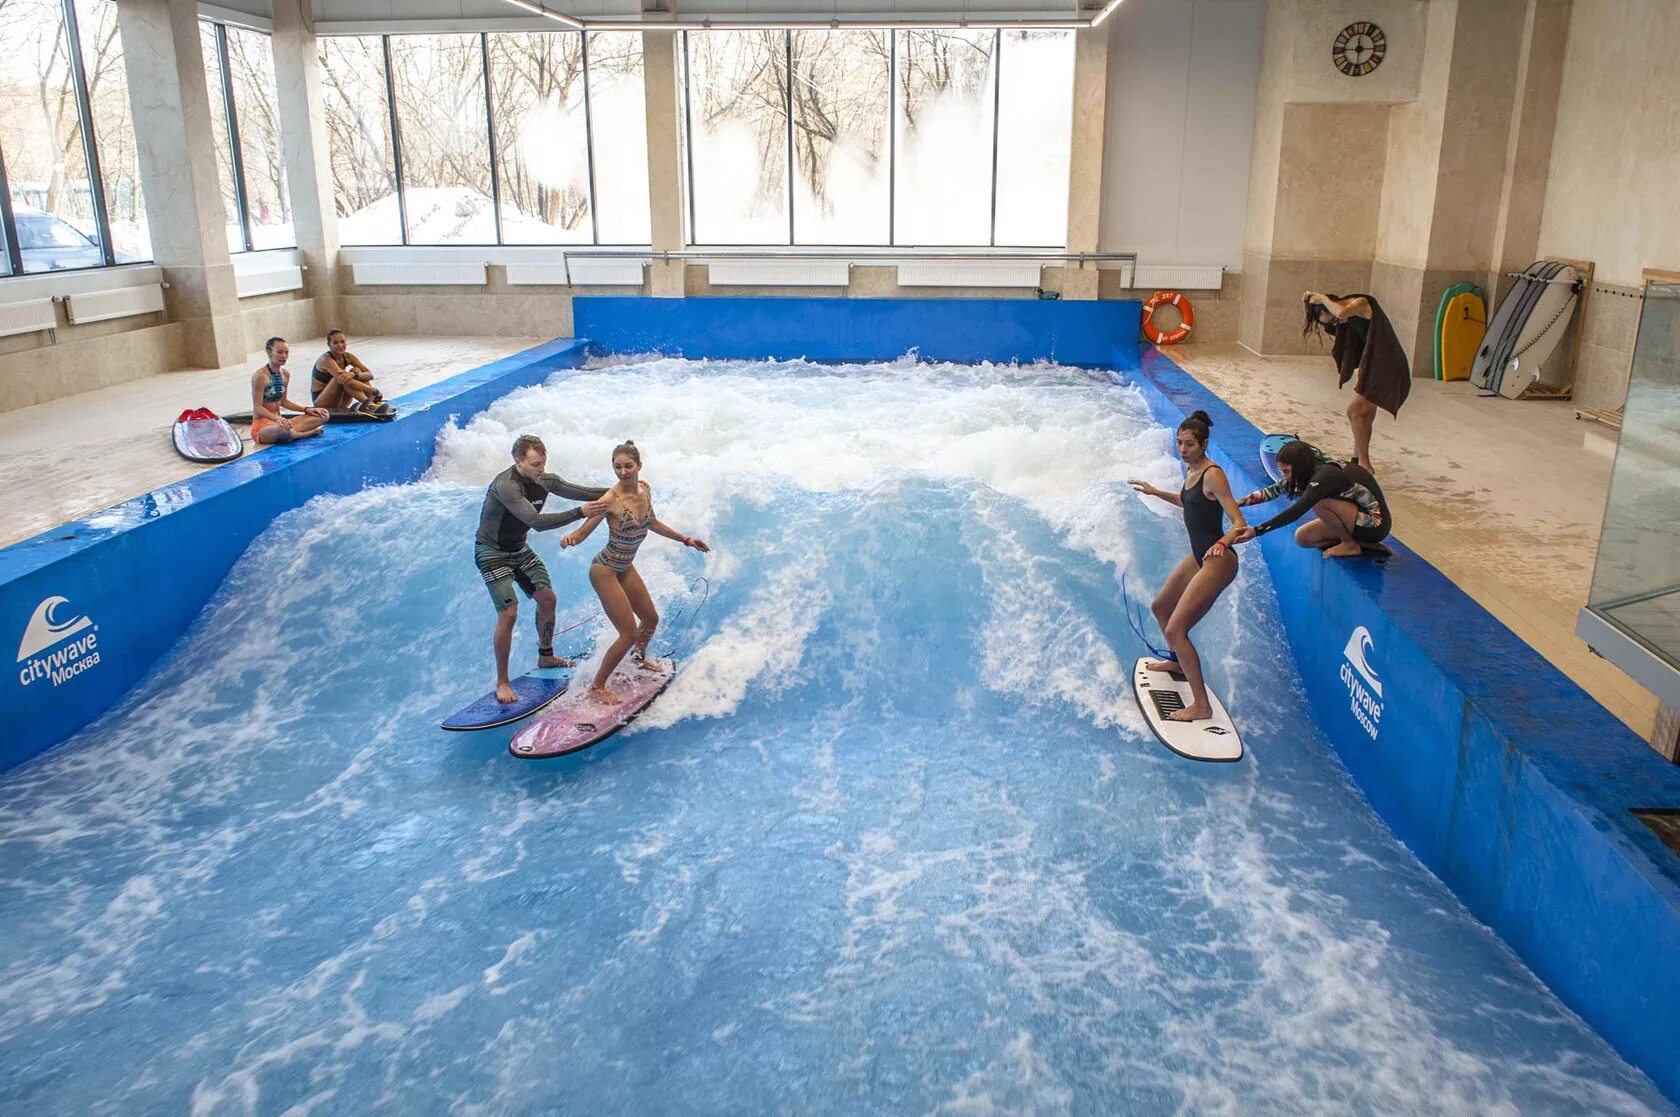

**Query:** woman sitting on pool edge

left=560, top=440, right=709, bottom=705
left=312, top=328, right=390, bottom=414
left=1222, top=439, right=1392, bottom=558
left=1128, top=410, right=1247, bottom=723
left=249, top=337, right=329, bottom=444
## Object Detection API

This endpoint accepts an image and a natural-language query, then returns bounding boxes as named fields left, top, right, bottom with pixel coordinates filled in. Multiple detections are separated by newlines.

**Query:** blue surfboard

left=440, top=665, right=573, bottom=731
left=1259, top=433, right=1298, bottom=485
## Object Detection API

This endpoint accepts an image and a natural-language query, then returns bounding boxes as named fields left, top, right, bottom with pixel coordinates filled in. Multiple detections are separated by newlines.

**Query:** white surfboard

left=1497, top=264, right=1579, bottom=398
left=1131, top=658, right=1244, bottom=762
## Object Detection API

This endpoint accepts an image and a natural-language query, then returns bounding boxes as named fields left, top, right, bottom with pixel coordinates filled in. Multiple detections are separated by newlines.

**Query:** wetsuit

left=474, top=467, right=608, bottom=612
left=1248, top=443, right=1335, bottom=505
left=1182, top=467, right=1228, bottom=566
left=1252, top=461, right=1390, bottom=545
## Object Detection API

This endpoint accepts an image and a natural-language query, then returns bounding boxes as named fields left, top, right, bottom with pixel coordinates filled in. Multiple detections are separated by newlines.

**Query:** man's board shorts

left=474, top=543, right=551, bottom=611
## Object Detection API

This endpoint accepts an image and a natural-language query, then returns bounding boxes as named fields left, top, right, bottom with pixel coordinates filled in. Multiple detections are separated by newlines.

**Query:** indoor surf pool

left=0, top=355, right=1672, bottom=1115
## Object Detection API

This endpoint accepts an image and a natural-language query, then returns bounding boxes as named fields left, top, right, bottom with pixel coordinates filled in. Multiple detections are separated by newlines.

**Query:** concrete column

left=271, top=0, right=340, bottom=325
left=1369, top=0, right=1567, bottom=374
left=1488, top=0, right=1571, bottom=302
left=1062, top=26, right=1109, bottom=301
left=641, top=31, right=686, bottom=298
left=116, top=0, right=246, bottom=368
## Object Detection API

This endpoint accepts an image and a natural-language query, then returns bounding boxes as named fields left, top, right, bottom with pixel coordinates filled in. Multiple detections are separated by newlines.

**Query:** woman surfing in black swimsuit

left=1127, top=411, right=1248, bottom=722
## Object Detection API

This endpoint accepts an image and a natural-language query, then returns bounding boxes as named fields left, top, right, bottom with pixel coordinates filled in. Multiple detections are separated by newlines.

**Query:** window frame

left=321, top=29, right=647, bottom=248
left=0, top=0, right=143, bottom=277
left=201, top=16, right=297, bottom=254
left=680, top=28, right=1070, bottom=250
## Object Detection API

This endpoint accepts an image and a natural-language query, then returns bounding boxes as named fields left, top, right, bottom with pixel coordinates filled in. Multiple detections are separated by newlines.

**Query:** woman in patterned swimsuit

left=561, top=440, right=710, bottom=704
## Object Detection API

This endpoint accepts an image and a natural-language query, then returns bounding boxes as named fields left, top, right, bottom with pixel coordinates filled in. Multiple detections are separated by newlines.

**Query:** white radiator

left=64, top=284, right=165, bottom=324
left=352, top=262, right=487, bottom=286
left=0, top=297, right=58, bottom=337
left=502, top=260, right=648, bottom=286
left=896, top=262, right=1043, bottom=288
left=236, top=265, right=304, bottom=298
left=706, top=260, right=850, bottom=287
left=565, top=259, right=647, bottom=286
left=1130, top=265, right=1225, bottom=291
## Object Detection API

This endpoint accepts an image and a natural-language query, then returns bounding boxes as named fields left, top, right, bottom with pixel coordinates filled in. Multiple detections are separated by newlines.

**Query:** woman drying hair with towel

left=1303, top=292, right=1411, bottom=472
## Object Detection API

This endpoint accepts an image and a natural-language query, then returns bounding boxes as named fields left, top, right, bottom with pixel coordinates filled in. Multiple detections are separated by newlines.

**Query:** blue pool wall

left=0, top=338, right=592, bottom=772
left=1128, top=345, right=1680, bottom=1104
left=2, top=296, right=1678, bottom=1103
left=571, top=294, right=1142, bottom=366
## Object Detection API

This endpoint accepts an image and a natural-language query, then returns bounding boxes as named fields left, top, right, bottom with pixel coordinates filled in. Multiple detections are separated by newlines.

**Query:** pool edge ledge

left=0, top=338, right=591, bottom=772
left=1126, top=344, right=1680, bottom=1106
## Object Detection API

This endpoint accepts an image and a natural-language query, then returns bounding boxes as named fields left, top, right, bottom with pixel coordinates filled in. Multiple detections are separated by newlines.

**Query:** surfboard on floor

left=440, top=665, right=574, bottom=731
left=171, top=408, right=244, bottom=464
left=223, top=406, right=394, bottom=424
left=510, top=659, right=676, bottom=759
left=1131, top=658, right=1243, bottom=762
left=1434, top=283, right=1485, bottom=382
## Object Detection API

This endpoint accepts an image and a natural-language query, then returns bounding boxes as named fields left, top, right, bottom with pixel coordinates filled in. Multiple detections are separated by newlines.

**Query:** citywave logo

left=1339, top=625, right=1384, bottom=739
left=16, top=595, right=101, bottom=689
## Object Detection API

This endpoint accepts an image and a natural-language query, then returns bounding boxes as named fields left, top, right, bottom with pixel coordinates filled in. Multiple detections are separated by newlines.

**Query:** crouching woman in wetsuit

left=1127, top=411, right=1248, bottom=722
left=1223, top=439, right=1391, bottom=559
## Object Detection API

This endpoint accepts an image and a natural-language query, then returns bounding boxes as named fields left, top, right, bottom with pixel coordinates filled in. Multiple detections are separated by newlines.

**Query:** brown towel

left=1332, top=294, right=1411, bottom=417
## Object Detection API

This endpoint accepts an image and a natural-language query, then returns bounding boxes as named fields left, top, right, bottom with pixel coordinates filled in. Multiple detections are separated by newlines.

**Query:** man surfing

left=476, top=435, right=611, bottom=703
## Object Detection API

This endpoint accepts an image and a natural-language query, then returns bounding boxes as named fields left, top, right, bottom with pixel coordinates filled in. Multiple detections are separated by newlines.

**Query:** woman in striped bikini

left=561, top=440, right=709, bottom=704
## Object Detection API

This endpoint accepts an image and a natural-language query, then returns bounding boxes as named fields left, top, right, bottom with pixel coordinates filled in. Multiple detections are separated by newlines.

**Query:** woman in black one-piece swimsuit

left=1128, top=410, right=1248, bottom=723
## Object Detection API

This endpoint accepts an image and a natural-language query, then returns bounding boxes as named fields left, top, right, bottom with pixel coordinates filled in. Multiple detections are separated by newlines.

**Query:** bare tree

left=319, top=35, right=396, bottom=217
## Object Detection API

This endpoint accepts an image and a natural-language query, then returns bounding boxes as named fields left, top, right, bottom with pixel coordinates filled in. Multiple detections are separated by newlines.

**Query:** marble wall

left=0, top=321, right=185, bottom=412
left=1539, top=0, right=1680, bottom=289
left=1573, top=283, right=1645, bottom=413
left=240, top=293, right=325, bottom=356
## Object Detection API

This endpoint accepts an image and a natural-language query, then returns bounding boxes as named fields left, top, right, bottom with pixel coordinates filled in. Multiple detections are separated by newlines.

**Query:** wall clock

left=1333, top=22, right=1387, bottom=77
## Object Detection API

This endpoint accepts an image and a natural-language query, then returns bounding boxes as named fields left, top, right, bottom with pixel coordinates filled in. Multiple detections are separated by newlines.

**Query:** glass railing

left=1586, top=277, right=1680, bottom=668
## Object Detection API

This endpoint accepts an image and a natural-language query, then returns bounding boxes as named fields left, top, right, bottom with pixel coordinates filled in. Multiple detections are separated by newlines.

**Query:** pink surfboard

left=509, top=659, right=676, bottom=759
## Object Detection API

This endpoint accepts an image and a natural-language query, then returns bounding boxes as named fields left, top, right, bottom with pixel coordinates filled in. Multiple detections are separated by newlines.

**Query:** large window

left=0, top=0, right=149, bottom=275
left=320, top=35, right=400, bottom=245
left=684, top=30, right=788, bottom=244
left=200, top=18, right=296, bottom=253
left=792, top=31, right=890, bottom=246
left=585, top=33, right=650, bottom=245
left=488, top=31, right=589, bottom=244
left=320, top=31, right=649, bottom=248
left=683, top=29, right=1072, bottom=248
left=389, top=34, right=492, bottom=245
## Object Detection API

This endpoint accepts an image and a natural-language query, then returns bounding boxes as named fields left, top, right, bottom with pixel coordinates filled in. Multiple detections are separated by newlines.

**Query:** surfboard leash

left=1120, top=572, right=1175, bottom=662
left=654, top=576, right=712, bottom=660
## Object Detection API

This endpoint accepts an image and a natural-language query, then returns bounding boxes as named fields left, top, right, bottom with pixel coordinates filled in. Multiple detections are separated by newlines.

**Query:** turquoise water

left=0, top=357, right=1669, bottom=1115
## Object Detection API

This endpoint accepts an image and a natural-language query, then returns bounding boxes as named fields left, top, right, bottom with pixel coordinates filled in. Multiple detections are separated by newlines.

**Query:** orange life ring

left=1142, top=290, right=1195, bottom=345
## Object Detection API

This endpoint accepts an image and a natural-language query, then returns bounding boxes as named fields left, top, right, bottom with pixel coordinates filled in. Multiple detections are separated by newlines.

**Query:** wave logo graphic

left=1342, top=626, right=1383, bottom=699
left=17, top=596, right=92, bottom=662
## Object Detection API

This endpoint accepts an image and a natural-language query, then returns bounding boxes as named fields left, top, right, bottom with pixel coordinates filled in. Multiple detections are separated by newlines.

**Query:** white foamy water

left=0, top=356, right=1667, bottom=1115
